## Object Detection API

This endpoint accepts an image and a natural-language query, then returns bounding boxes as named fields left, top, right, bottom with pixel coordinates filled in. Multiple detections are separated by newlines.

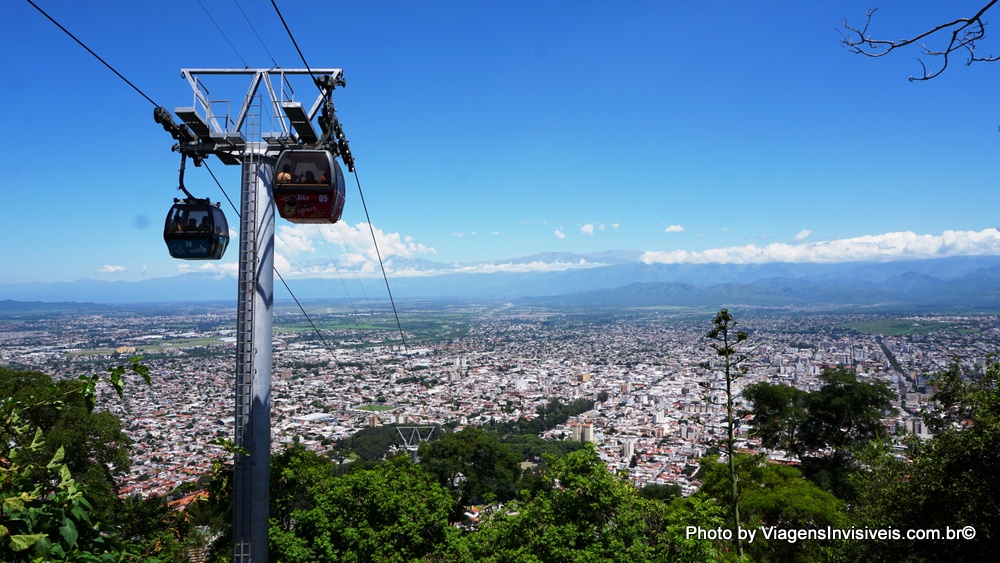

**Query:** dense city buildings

left=2, top=301, right=995, bottom=497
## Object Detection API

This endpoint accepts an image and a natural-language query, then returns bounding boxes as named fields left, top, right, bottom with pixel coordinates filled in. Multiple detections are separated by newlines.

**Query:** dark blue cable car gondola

left=162, top=153, right=229, bottom=260
left=163, top=198, right=229, bottom=260
left=273, top=150, right=346, bottom=224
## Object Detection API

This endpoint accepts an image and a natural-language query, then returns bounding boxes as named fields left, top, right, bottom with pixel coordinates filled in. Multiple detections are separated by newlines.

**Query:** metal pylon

left=166, top=68, right=347, bottom=563
left=233, top=100, right=275, bottom=562
left=396, top=426, right=436, bottom=461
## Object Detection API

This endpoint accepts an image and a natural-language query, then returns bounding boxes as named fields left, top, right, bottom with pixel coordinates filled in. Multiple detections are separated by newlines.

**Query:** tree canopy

left=1, top=362, right=152, bottom=561
left=268, top=449, right=456, bottom=563
left=849, top=360, right=1000, bottom=561
left=742, top=366, right=896, bottom=498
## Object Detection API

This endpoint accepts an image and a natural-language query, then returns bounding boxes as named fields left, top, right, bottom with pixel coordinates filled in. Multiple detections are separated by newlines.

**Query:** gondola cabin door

left=273, top=150, right=346, bottom=224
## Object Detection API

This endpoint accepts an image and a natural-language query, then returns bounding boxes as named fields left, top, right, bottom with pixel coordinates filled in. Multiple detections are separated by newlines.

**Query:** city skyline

left=5, top=1, right=1000, bottom=286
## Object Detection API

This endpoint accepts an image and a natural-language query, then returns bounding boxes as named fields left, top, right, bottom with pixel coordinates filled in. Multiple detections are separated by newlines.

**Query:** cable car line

left=196, top=0, right=250, bottom=68
left=352, top=170, right=409, bottom=352
left=190, top=7, right=356, bottom=350
left=269, top=0, right=409, bottom=354
left=24, top=0, right=158, bottom=108
left=270, top=0, right=317, bottom=83
left=25, top=0, right=343, bottom=355
left=28, top=0, right=400, bottom=362
left=234, top=0, right=279, bottom=68
left=202, top=162, right=340, bottom=364
left=315, top=225, right=361, bottom=312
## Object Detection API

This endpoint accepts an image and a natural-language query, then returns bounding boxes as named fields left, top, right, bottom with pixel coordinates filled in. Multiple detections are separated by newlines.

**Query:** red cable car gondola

left=163, top=198, right=229, bottom=260
left=273, top=150, right=346, bottom=224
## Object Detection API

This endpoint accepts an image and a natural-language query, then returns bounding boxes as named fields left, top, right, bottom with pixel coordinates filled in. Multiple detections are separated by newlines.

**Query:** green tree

left=741, top=381, right=809, bottom=458
left=698, top=455, right=846, bottom=562
left=849, top=360, right=1000, bottom=561
left=638, top=483, right=682, bottom=503
left=268, top=453, right=455, bottom=562
left=0, top=360, right=150, bottom=561
left=702, top=308, right=749, bottom=558
left=269, top=444, right=336, bottom=530
left=459, top=445, right=729, bottom=562
left=0, top=366, right=132, bottom=511
left=117, top=493, right=209, bottom=562
left=418, top=426, right=522, bottom=519
left=743, top=366, right=896, bottom=498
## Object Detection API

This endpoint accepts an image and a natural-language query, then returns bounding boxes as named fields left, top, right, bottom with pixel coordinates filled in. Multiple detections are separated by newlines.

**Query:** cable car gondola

left=163, top=198, right=229, bottom=260
left=273, top=150, right=346, bottom=224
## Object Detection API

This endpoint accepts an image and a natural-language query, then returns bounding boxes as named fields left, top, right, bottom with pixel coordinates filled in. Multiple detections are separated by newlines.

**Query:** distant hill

left=0, top=299, right=111, bottom=314
left=4, top=253, right=1000, bottom=311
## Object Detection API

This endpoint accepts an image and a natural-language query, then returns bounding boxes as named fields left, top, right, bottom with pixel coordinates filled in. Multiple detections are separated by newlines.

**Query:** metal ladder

left=233, top=97, right=261, bottom=562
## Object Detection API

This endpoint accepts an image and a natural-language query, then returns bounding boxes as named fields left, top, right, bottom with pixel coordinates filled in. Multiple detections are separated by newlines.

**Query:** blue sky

left=4, top=1, right=1000, bottom=285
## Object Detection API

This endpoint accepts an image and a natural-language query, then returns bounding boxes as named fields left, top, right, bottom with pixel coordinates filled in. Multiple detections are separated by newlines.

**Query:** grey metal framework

left=396, top=426, right=436, bottom=461
left=165, top=68, right=350, bottom=562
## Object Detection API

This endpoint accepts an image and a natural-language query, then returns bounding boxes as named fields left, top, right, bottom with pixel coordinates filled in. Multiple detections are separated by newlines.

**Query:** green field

left=274, top=312, right=471, bottom=343
left=66, top=336, right=231, bottom=356
left=838, top=319, right=952, bottom=336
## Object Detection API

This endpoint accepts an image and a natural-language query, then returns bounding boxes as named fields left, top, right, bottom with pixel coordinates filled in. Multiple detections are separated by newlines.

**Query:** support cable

left=271, top=0, right=409, bottom=353
left=24, top=0, right=158, bottom=107
left=335, top=221, right=378, bottom=314
left=273, top=268, right=339, bottom=362
left=315, top=225, right=359, bottom=312
left=234, top=0, right=279, bottom=67
left=26, top=0, right=382, bottom=362
left=205, top=163, right=339, bottom=362
left=352, top=170, right=409, bottom=351
left=270, top=0, right=316, bottom=83
left=196, top=0, right=250, bottom=68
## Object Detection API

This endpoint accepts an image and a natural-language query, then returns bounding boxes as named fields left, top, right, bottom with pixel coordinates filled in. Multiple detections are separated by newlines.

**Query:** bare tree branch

left=840, top=1, right=1000, bottom=81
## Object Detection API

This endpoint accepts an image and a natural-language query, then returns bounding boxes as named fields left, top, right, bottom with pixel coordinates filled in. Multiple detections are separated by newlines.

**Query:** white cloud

left=641, top=228, right=1000, bottom=265
left=555, top=228, right=566, bottom=239
left=275, top=225, right=316, bottom=258
left=492, top=230, right=501, bottom=236
left=793, top=229, right=812, bottom=242
left=451, top=232, right=464, bottom=237
left=209, top=222, right=438, bottom=279
left=580, top=223, right=595, bottom=235
left=665, top=225, right=685, bottom=233
left=177, top=262, right=239, bottom=278
left=612, top=223, right=620, bottom=229
left=324, top=222, right=435, bottom=271
left=454, top=260, right=598, bottom=274
left=99, top=265, right=126, bottom=274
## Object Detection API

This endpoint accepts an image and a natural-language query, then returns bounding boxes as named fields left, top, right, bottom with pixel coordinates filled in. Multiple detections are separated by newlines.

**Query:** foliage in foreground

left=1, top=360, right=151, bottom=562
left=847, top=360, right=1000, bottom=561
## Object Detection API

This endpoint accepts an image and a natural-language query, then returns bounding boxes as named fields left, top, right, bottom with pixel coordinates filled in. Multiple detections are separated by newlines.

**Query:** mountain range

left=4, top=252, right=1000, bottom=311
